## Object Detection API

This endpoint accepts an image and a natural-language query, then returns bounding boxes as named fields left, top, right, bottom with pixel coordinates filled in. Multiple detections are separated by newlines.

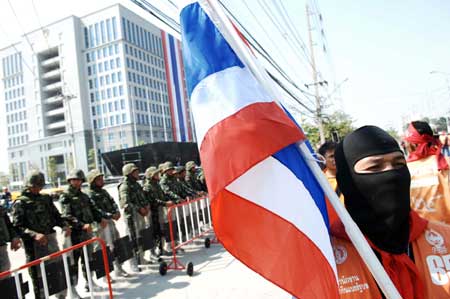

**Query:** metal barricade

left=159, top=196, right=216, bottom=276
left=0, top=237, right=114, bottom=299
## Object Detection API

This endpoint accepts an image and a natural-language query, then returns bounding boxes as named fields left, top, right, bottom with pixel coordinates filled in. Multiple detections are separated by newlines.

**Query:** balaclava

left=335, top=126, right=411, bottom=253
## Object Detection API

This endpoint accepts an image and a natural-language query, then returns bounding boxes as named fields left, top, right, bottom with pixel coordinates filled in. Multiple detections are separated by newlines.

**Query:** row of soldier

left=0, top=160, right=207, bottom=299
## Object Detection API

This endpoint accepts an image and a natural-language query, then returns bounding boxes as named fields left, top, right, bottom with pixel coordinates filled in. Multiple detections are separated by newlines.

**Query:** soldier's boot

left=138, top=249, right=151, bottom=265
left=161, top=239, right=172, bottom=256
left=130, top=257, right=140, bottom=273
left=84, top=272, right=102, bottom=292
left=113, top=261, right=130, bottom=278
left=70, top=287, right=84, bottom=299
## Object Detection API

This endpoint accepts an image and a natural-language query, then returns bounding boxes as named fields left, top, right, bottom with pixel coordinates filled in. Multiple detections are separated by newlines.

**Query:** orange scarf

left=331, top=211, right=428, bottom=299
left=404, top=123, right=448, bottom=170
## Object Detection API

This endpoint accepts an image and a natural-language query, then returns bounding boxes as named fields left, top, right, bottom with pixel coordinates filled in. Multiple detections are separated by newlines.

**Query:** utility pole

left=63, top=94, right=78, bottom=169
left=306, top=4, right=325, bottom=144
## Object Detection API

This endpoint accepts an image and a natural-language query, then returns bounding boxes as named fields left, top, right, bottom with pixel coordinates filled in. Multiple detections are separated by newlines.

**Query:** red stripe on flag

left=200, top=101, right=304, bottom=198
left=213, top=189, right=339, bottom=298
left=161, top=31, right=178, bottom=141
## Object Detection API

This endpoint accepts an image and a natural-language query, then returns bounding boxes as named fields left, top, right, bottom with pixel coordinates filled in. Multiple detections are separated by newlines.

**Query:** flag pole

left=199, top=1, right=402, bottom=298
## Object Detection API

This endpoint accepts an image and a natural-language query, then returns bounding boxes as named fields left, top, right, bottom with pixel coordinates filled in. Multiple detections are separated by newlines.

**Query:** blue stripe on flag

left=180, top=2, right=244, bottom=96
left=272, top=144, right=330, bottom=229
left=168, top=35, right=186, bottom=141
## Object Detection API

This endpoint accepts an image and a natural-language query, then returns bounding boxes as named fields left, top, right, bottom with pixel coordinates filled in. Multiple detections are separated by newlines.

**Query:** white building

left=1, top=4, right=194, bottom=186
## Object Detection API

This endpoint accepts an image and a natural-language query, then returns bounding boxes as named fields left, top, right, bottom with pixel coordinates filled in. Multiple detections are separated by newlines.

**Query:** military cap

left=145, top=166, right=159, bottom=178
left=86, top=169, right=104, bottom=185
left=67, top=169, right=86, bottom=182
left=161, top=161, right=175, bottom=173
left=122, top=163, right=139, bottom=176
left=25, top=170, right=46, bottom=188
left=174, top=166, right=185, bottom=174
left=185, top=161, right=197, bottom=171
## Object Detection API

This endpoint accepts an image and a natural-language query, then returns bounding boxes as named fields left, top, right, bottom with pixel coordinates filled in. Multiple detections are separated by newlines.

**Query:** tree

left=47, top=157, right=58, bottom=186
left=430, top=117, right=448, bottom=133
left=9, top=164, right=18, bottom=182
left=385, top=127, right=400, bottom=141
left=303, top=111, right=355, bottom=149
left=88, top=148, right=97, bottom=170
left=0, top=172, right=9, bottom=188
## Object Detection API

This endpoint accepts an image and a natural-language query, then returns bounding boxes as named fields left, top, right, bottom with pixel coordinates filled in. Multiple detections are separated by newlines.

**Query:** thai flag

left=180, top=1, right=339, bottom=298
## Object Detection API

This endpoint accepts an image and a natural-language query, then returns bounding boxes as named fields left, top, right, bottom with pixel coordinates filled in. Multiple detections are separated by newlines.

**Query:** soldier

left=184, top=161, right=202, bottom=192
left=0, top=189, right=20, bottom=273
left=143, top=166, right=173, bottom=256
left=118, top=163, right=149, bottom=272
left=60, top=169, right=105, bottom=294
left=196, top=166, right=208, bottom=192
left=174, top=166, right=197, bottom=198
left=159, top=162, right=186, bottom=203
left=12, top=171, right=70, bottom=299
left=86, top=169, right=129, bottom=279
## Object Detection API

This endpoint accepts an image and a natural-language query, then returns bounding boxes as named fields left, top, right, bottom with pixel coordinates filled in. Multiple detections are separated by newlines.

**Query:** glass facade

left=2, top=52, right=28, bottom=148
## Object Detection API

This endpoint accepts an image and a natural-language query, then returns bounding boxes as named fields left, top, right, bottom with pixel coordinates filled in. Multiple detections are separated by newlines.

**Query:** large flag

left=180, top=1, right=339, bottom=298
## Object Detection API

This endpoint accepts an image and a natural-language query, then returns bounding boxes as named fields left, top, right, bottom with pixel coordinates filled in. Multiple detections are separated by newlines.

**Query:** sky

left=0, top=0, right=450, bottom=173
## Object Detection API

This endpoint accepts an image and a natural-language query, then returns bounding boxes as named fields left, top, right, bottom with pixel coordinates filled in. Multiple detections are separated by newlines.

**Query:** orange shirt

left=333, top=221, right=450, bottom=298
left=325, top=170, right=345, bottom=226
left=408, top=156, right=450, bottom=224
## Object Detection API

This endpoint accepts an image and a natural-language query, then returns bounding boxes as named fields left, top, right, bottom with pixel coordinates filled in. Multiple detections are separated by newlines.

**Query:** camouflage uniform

left=86, top=169, right=128, bottom=277
left=0, top=195, right=17, bottom=273
left=60, top=169, right=101, bottom=289
left=185, top=161, right=204, bottom=192
left=159, top=162, right=185, bottom=202
left=197, top=167, right=208, bottom=192
left=175, top=166, right=196, bottom=198
left=12, top=171, right=68, bottom=299
left=118, top=163, right=148, bottom=268
left=143, top=166, right=169, bottom=253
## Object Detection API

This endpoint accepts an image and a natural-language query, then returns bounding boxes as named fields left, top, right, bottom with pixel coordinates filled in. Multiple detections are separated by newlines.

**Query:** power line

left=130, top=0, right=316, bottom=113
left=0, top=24, right=35, bottom=76
left=31, top=0, right=50, bottom=49
left=7, top=0, right=36, bottom=55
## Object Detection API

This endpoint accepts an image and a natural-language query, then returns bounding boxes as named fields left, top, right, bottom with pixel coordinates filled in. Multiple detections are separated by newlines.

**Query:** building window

left=84, top=27, right=89, bottom=48
left=106, top=19, right=112, bottom=42
left=112, top=17, right=117, bottom=40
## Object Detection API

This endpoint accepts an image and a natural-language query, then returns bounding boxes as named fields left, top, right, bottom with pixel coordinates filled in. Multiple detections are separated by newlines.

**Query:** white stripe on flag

left=226, top=156, right=337, bottom=277
left=191, top=66, right=272, bottom=144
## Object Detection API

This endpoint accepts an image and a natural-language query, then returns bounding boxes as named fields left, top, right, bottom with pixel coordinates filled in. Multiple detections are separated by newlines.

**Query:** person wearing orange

left=403, top=121, right=450, bottom=224
left=318, top=141, right=344, bottom=226
left=333, top=125, right=450, bottom=299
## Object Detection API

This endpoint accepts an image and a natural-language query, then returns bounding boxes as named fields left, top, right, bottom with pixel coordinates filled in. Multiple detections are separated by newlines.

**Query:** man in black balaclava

left=332, top=125, right=450, bottom=299
left=335, top=125, right=411, bottom=254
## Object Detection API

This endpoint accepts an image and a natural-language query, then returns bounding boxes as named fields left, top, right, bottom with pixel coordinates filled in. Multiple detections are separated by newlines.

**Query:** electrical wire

left=131, top=0, right=317, bottom=113
left=31, top=0, right=50, bottom=49
left=7, top=0, right=36, bottom=55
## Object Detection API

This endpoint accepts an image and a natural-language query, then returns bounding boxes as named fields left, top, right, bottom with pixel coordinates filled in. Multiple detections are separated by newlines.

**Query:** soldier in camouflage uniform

left=60, top=169, right=105, bottom=294
left=143, top=166, right=173, bottom=256
left=159, top=162, right=186, bottom=203
left=12, top=171, right=70, bottom=299
left=174, top=166, right=197, bottom=198
left=118, top=163, right=149, bottom=272
left=0, top=190, right=20, bottom=274
left=185, top=161, right=204, bottom=193
left=86, top=169, right=129, bottom=278
left=197, top=166, right=208, bottom=192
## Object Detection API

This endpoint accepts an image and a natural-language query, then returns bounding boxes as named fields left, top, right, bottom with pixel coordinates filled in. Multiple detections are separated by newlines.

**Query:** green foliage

left=47, top=157, right=58, bottom=186
left=303, top=111, right=355, bottom=148
left=385, top=127, right=400, bottom=141
left=88, top=148, right=97, bottom=170
left=0, top=172, right=9, bottom=188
